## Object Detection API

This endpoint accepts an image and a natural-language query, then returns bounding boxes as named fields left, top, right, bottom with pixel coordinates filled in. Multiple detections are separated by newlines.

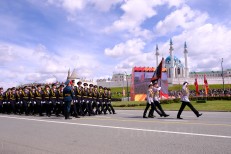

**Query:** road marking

left=0, top=115, right=231, bottom=139
left=82, top=117, right=231, bottom=127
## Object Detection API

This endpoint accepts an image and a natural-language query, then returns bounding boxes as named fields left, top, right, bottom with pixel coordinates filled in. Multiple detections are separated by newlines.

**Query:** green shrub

left=196, top=100, right=206, bottom=103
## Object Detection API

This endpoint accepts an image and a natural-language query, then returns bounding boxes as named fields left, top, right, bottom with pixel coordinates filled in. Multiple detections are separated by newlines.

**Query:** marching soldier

left=29, top=86, right=36, bottom=115
left=92, top=85, right=99, bottom=115
left=22, top=86, right=31, bottom=115
left=50, top=83, right=58, bottom=116
left=143, top=84, right=154, bottom=118
left=71, top=80, right=80, bottom=118
left=0, top=87, right=3, bottom=113
left=9, top=87, right=17, bottom=114
left=143, top=83, right=162, bottom=118
left=17, top=88, right=23, bottom=115
left=57, top=84, right=64, bottom=116
left=82, top=83, right=91, bottom=116
left=63, top=80, right=74, bottom=119
left=152, top=81, right=169, bottom=117
left=88, top=84, right=94, bottom=115
left=76, top=81, right=84, bottom=116
left=177, top=82, right=202, bottom=119
left=35, top=85, right=44, bottom=116
left=98, top=86, right=104, bottom=114
left=44, top=85, right=51, bottom=117
left=103, top=87, right=110, bottom=114
left=107, top=88, right=116, bottom=114
left=4, top=88, right=11, bottom=114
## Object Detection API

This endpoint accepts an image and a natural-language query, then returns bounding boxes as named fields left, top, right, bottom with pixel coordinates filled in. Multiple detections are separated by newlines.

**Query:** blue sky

left=0, top=0, right=231, bottom=88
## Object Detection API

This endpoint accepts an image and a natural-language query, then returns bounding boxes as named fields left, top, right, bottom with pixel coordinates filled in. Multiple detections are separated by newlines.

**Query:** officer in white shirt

left=177, top=82, right=202, bottom=119
left=152, top=81, right=169, bottom=117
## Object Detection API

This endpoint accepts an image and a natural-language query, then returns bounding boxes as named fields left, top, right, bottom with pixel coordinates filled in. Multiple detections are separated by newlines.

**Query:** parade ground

left=0, top=110, right=231, bottom=154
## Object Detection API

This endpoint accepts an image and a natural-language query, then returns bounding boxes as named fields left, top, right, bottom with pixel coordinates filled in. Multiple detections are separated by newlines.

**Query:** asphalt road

left=0, top=110, right=231, bottom=154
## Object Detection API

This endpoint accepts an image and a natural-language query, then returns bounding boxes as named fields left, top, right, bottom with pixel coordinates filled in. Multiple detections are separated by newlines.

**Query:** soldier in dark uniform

left=82, top=83, right=91, bottom=116
left=88, top=84, right=94, bottom=115
left=0, top=87, right=4, bottom=113
left=63, top=80, right=74, bottom=119
left=22, top=86, right=31, bottom=115
left=92, top=85, right=99, bottom=115
left=98, top=86, right=104, bottom=115
left=35, top=85, right=44, bottom=116
left=29, top=86, right=36, bottom=115
left=76, top=81, right=84, bottom=116
left=103, top=87, right=110, bottom=114
left=9, top=87, right=17, bottom=114
left=44, top=85, right=51, bottom=117
left=5, top=88, right=11, bottom=114
left=107, top=88, right=116, bottom=114
left=17, top=88, right=24, bottom=114
left=57, top=84, right=64, bottom=116
left=70, top=80, right=80, bottom=118
left=50, top=83, right=58, bottom=116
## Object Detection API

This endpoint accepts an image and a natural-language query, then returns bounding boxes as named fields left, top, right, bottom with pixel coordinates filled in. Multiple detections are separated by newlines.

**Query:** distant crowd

left=169, top=88, right=231, bottom=98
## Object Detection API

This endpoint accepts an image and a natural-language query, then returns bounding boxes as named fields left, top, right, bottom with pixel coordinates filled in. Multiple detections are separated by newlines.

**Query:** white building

left=96, top=73, right=131, bottom=88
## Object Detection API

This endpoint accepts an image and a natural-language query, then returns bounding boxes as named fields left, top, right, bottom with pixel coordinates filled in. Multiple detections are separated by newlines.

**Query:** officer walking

left=177, top=82, right=202, bottom=119
left=63, top=80, right=74, bottom=120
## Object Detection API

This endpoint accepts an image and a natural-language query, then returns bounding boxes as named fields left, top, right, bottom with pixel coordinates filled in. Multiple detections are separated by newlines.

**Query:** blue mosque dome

left=165, top=55, right=184, bottom=68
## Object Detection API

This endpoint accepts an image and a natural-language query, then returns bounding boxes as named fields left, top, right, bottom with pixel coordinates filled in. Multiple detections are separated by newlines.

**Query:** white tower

left=184, top=42, right=189, bottom=78
left=155, top=44, right=160, bottom=67
left=169, top=39, right=175, bottom=78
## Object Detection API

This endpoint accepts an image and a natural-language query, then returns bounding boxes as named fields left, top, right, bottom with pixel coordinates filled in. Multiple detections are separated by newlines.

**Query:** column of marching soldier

left=0, top=81, right=116, bottom=118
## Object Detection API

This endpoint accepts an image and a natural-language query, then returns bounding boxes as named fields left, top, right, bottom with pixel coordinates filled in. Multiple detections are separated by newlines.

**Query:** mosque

left=155, top=39, right=231, bottom=85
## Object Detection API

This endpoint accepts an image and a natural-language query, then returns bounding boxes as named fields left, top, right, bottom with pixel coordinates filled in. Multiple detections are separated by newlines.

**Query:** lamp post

left=125, top=72, right=129, bottom=101
left=221, top=58, right=225, bottom=94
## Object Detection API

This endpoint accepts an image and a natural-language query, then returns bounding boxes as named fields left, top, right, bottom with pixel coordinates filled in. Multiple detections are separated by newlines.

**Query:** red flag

left=151, top=58, right=163, bottom=82
left=194, top=74, right=199, bottom=96
left=204, top=74, right=209, bottom=95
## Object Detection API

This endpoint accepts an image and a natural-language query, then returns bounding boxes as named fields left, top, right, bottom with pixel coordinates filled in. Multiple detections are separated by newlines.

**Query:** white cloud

left=0, top=42, right=104, bottom=88
left=104, top=38, right=145, bottom=57
left=155, top=5, right=208, bottom=36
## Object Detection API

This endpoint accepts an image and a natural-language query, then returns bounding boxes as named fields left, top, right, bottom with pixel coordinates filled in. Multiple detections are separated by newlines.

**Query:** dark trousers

left=56, top=101, right=63, bottom=116
left=76, top=99, right=84, bottom=115
left=29, top=100, right=36, bottom=115
left=36, top=100, right=43, bottom=116
left=45, top=100, right=52, bottom=116
left=103, top=102, right=110, bottom=114
left=177, top=101, right=199, bottom=117
left=64, top=100, right=71, bottom=119
left=71, top=100, right=79, bottom=117
left=154, top=101, right=166, bottom=115
left=0, top=102, right=2, bottom=113
left=10, top=101, right=16, bottom=114
left=23, top=100, right=30, bottom=115
left=92, top=101, right=99, bottom=115
left=108, top=103, right=115, bottom=114
left=97, top=100, right=103, bottom=114
left=50, top=99, right=57, bottom=114
left=143, top=103, right=153, bottom=117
